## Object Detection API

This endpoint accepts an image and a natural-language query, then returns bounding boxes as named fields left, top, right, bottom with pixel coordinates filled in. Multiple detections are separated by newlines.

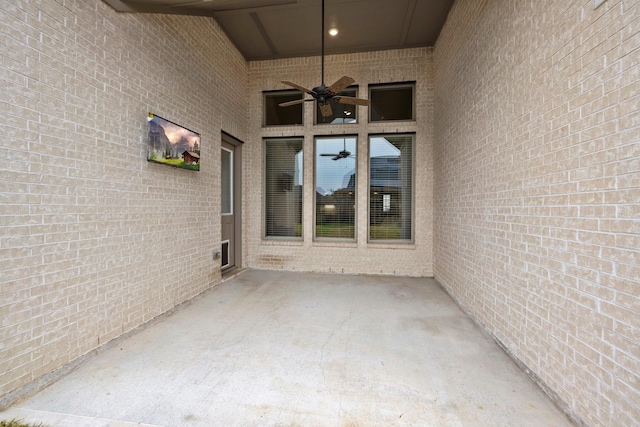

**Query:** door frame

left=221, top=132, right=243, bottom=271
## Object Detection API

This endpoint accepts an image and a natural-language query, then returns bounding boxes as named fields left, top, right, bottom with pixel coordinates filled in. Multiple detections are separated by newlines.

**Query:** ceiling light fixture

left=328, top=28, right=339, bottom=36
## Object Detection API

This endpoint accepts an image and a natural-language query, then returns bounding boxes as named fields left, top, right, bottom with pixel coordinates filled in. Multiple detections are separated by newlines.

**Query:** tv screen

left=147, top=113, right=201, bottom=171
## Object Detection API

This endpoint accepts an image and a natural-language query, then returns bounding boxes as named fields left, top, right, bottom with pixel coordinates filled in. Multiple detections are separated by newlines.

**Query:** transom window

left=315, top=136, right=357, bottom=240
left=369, top=82, right=415, bottom=122
left=263, top=90, right=303, bottom=126
left=315, top=87, right=358, bottom=124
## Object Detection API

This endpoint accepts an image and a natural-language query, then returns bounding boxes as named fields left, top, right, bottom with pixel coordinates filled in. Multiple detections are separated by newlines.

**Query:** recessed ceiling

left=101, top=0, right=455, bottom=61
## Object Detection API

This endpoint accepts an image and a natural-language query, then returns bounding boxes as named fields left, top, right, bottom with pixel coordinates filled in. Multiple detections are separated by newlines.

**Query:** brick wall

left=4, top=0, right=636, bottom=423
left=434, top=1, right=639, bottom=426
left=0, top=0, right=247, bottom=404
left=246, top=49, right=435, bottom=277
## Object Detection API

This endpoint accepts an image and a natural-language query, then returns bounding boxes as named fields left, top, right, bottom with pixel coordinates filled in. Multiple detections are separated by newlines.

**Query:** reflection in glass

left=369, top=135, right=413, bottom=241
left=315, top=88, right=358, bottom=124
left=221, top=148, right=232, bottom=215
left=315, top=137, right=357, bottom=239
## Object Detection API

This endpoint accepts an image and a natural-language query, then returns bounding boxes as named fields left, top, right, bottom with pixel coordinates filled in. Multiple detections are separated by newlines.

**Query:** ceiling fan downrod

left=321, top=0, right=325, bottom=86
left=278, top=0, right=370, bottom=118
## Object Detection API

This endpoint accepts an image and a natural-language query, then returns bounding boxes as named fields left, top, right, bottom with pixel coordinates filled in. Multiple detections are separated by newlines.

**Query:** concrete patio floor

left=1, top=269, right=574, bottom=426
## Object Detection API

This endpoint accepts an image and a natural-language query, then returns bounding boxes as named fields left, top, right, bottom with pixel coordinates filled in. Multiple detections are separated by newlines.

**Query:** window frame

left=314, top=86, right=360, bottom=125
left=221, top=146, right=233, bottom=216
left=263, top=137, right=304, bottom=240
left=263, top=89, right=304, bottom=127
left=314, top=135, right=358, bottom=242
left=368, top=82, right=416, bottom=123
left=368, top=133, right=415, bottom=243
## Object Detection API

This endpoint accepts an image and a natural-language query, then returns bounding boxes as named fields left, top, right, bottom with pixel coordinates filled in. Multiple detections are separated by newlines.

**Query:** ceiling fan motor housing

left=313, top=84, right=328, bottom=94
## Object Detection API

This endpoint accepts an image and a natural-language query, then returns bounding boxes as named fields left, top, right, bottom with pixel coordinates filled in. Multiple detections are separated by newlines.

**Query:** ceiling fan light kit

left=279, top=0, right=370, bottom=119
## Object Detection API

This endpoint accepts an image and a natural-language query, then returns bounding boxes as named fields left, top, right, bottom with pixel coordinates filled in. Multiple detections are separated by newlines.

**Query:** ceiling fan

left=320, top=138, right=352, bottom=161
left=279, top=0, right=370, bottom=118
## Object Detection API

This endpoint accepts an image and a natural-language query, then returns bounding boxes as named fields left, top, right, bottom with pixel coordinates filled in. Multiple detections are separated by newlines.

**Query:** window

left=369, top=82, right=415, bottom=122
left=315, top=136, right=357, bottom=240
left=315, top=87, right=358, bottom=124
left=264, top=138, right=303, bottom=238
left=221, top=147, right=232, bottom=215
left=369, top=134, right=413, bottom=242
left=263, top=90, right=303, bottom=126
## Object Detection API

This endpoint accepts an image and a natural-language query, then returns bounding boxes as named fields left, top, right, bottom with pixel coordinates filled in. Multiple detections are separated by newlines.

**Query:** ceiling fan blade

left=327, top=76, right=355, bottom=94
left=319, top=102, right=333, bottom=117
left=320, top=153, right=339, bottom=156
left=279, top=98, right=308, bottom=107
left=282, top=81, right=315, bottom=96
left=334, top=96, right=370, bottom=106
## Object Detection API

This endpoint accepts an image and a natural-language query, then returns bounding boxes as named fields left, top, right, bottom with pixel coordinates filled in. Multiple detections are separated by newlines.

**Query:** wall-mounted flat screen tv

left=147, top=113, right=201, bottom=171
